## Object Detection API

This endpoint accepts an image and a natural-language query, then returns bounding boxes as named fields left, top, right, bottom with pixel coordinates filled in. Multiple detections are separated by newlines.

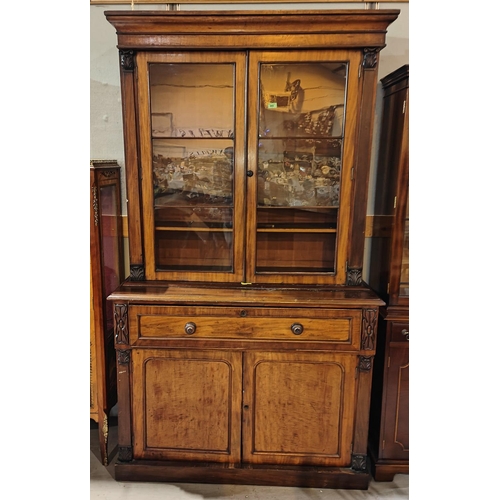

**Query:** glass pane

left=150, top=64, right=234, bottom=138
left=149, top=63, right=235, bottom=273
left=256, top=62, right=346, bottom=274
left=153, top=139, right=234, bottom=205
left=257, top=207, right=337, bottom=229
left=256, top=231, right=335, bottom=273
left=257, top=138, right=341, bottom=207
left=259, top=63, right=346, bottom=138
left=156, top=229, right=233, bottom=272
left=399, top=219, right=409, bottom=297
left=100, top=184, right=120, bottom=331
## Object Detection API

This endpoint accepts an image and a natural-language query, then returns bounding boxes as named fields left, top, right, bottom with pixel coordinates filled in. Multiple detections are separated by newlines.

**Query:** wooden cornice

left=104, top=9, right=400, bottom=50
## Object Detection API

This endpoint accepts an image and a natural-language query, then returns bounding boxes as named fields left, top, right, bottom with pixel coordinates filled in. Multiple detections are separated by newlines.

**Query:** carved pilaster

left=362, top=48, right=380, bottom=70
left=351, top=453, right=368, bottom=472
left=120, top=50, right=135, bottom=72
left=114, top=304, right=129, bottom=345
left=346, top=267, right=363, bottom=286
left=361, top=308, right=377, bottom=350
left=358, top=355, right=373, bottom=372
left=130, top=265, right=145, bottom=281
left=118, top=446, right=133, bottom=462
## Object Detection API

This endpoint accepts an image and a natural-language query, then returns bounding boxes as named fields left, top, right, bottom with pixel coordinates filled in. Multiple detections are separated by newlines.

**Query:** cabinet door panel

left=242, top=351, right=357, bottom=466
left=132, top=349, right=242, bottom=463
left=380, top=345, right=409, bottom=460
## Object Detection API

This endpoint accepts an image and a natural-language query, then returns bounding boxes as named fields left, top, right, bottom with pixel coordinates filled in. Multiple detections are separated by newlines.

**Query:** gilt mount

left=92, top=186, right=99, bottom=226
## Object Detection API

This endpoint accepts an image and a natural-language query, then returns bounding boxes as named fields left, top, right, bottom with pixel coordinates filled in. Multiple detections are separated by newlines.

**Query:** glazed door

left=131, top=349, right=243, bottom=463
left=242, top=351, right=357, bottom=466
left=391, top=103, right=409, bottom=306
left=97, top=178, right=123, bottom=336
left=246, top=50, right=363, bottom=285
left=137, top=52, right=247, bottom=282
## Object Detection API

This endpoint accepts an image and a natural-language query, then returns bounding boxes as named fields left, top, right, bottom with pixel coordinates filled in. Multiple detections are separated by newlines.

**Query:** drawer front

left=389, top=321, right=409, bottom=344
left=129, top=306, right=361, bottom=346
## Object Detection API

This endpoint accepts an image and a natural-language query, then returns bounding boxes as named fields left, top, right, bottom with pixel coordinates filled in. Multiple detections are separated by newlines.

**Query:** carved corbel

left=362, top=48, right=380, bottom=70
left=130, top=264, right=145, bottom=281
left=119, top=50, right=135, bottom=72
left=117, top=349, right=131, bottom=365
left=346, top=267, right=363, bottom=286
left=358, top=355, right=373, bottom=372
left=351, top=453, right=368, bottom=472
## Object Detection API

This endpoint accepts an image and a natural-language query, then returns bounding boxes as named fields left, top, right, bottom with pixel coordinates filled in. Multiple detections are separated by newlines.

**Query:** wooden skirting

left=115, top=461, right=371, bottom=490
left=121, top=215, right=392, bottom=239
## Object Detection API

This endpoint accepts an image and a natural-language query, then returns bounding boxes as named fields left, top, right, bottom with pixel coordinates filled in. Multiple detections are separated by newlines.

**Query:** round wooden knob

left=184, top=322, right=197, bottom=335
left=291, top=323, right=304, bottom=335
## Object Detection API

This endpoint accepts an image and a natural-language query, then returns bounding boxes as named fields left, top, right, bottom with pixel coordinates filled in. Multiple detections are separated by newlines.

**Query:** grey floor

left=91, top=419, right=409, bottom=499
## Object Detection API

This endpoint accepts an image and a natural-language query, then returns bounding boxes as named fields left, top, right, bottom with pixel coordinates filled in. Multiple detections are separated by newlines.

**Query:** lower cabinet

left=131, top=349, right=357, bottom=467
left=110, top=285, right=383, bottom=489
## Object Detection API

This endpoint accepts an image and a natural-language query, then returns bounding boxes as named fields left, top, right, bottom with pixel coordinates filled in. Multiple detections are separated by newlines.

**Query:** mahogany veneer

left=105, top=9, right=399, bottom=488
